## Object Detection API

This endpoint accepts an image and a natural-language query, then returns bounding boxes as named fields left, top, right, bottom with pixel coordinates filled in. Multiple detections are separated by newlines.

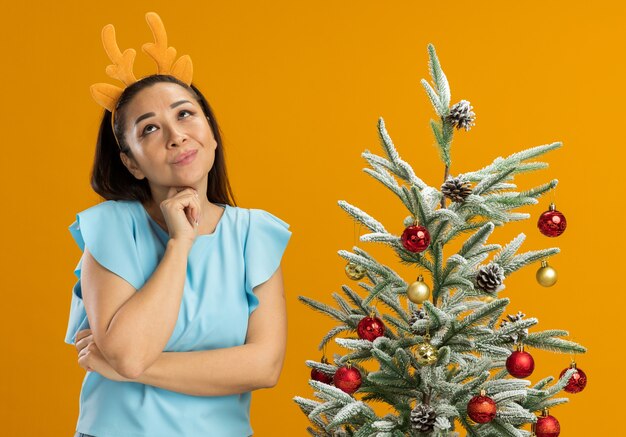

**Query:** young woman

left=65, top=13, right=291, bottom=437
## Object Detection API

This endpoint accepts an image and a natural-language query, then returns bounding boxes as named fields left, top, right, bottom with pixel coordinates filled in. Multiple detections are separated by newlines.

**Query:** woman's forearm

left=127, top=344, right=283, bottom=396
left=101, top=239, right=192, bottom=378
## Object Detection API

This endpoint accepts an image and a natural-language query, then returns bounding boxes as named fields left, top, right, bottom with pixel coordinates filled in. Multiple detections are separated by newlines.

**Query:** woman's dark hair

left=91, top=74, right=237, bottom=206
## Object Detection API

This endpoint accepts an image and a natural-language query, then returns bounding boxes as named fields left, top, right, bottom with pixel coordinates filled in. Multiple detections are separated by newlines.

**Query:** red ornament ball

left=311, top=367, right=334, bottom=385
left=506, top=350, right=535, bottom=378
left=334, top=365, right=362, bottom=394
left=311, top=356, right=334, bottom=384
left=357, top=315, right=385, bottom=341
left=401, top=225, right=431, bottom=253
left=537, top=205, right=567, bottom=237
left=559, top=365, right=587, bottom=393
left=467, top=393, right=497, bottom=424
left=536, top=413, right=560, bottom=437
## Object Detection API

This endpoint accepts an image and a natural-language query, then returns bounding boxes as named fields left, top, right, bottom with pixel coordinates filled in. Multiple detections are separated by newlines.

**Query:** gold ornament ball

left=415, top=340, right=438, bottom=366
left=345, top=262, right=366, bottom=280
left=407, top=275, right=431, bottom=304
left=536, top=260, right=557, bottom=287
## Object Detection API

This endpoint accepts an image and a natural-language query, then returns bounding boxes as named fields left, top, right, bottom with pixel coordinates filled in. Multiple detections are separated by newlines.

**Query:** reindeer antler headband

left=90, top=12, right=193, bottom=148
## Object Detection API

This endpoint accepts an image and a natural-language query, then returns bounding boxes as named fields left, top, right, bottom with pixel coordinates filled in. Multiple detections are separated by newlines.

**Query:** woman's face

left=119, top=82, right=217, bottom=190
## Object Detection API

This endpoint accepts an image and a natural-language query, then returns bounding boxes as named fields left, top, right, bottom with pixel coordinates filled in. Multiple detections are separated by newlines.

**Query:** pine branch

left=309, top=400, right=342, bottom=422
left=362, top=280, right=391, bottom=306
left=310, top=380, right=356, bottom=403
left=337, top=200, right=388, bottom=234
left=492, top=233, right=526, bottom=266
left=489, top=419, right=524, bottom=437
left=463, top=143, right=562, bottom=180
left=319, top=325, right=354, bottom=350
left=423, top=301, right=452, bottom=328
left=410, top=185, right=432, bottom=227
left=333, top=292, right=357, bottom=315
left=483, top=182, right=518, bottom=192
left=337, top=249, right=406, bottom=287
left=307, top=359, right=339, bottom=374
left=430, top=119, right=451, bottom=165
left=523, top=334, right=587, bottom=354
left=378, top=292, right=409, bottom=322
left=492, top=389, right=527, bottom=405
left=522, top=368, right=576, bottom=412
left=454, top=298, right=510, bottom=334
left=341, top=285, right=370, bottom=314
left=353, top=423, right=376, bottom=437
left=423, top=81, right=446, bottom=117
left=383, top=314, right=411, bottom=336
left=510, top=161, right=549, bottom=174
left=484, top=194, right=538, bottom=210
left=458, top=222, right=496, bottom=258
left=328, top=402, right=375, bottom=429
left=473, top=168, right=517, bottom=196
left=531, top=376, right=554, bottom=391
left=376, top=118, right=428, bottom=189
left=294, top=396, right=322, bottom=415
left=501, top=248, right=560, bottom=275
left=299, top=296, right=349, bottom=323
left=427, top=43, right=451, bottom=113
left=443, top=221, right=492, bottom=244
left=363, top=167, right=414, bottom=212
left=520, top=179, right=558, bottom=198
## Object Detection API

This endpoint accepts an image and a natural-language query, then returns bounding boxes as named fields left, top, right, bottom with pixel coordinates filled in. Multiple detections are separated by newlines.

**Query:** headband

left=90, top=12, right=193, bottom=149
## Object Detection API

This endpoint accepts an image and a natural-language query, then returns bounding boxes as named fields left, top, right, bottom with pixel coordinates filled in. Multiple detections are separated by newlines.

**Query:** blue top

left=64, top=199, right=292, bottom=437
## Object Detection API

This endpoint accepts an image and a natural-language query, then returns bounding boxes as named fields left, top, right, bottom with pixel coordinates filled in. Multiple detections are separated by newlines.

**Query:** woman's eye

left=141, top=110, right=194, bottom=136
left=142, top=124, right=157, bottom=136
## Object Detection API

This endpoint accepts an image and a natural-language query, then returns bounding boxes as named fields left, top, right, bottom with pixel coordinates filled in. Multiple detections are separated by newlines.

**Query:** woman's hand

left=160, top=187, right=201, bottom=245
left=75, top=329, right=130, bottom=382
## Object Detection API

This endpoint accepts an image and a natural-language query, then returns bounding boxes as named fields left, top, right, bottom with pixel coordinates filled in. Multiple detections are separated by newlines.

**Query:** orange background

left=0, top=1, right=623, bottom=435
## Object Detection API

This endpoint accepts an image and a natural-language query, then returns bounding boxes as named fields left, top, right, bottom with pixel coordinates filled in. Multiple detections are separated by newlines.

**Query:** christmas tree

left=293, top=44, right=587, bottom=437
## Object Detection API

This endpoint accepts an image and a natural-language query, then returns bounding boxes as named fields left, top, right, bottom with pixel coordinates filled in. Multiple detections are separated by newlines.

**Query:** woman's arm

left=77, top=263, right=288, bottom=395
left=130, top=266, right=287, bottom=396
left=82, top=237, right=192, bottom=379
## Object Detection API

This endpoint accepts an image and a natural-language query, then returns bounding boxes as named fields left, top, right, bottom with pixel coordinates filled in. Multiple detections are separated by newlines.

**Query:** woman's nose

left=166, top=125, right=187, bottom=148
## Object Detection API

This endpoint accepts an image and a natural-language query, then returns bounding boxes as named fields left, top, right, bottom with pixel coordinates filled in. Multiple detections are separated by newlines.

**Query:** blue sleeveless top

left=64, top=199, right=292, bottom=437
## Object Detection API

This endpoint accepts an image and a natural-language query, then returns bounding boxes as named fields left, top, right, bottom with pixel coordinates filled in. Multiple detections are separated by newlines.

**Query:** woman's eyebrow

left=134, top=100, right=192, bottom=126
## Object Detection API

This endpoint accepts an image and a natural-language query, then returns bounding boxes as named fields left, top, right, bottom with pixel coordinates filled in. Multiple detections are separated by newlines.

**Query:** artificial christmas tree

left=294, top=44, right=586, bottom=436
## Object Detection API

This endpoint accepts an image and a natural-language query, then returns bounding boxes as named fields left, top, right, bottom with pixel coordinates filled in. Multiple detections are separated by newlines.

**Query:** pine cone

left=409, top=309, right=429, bottom=335
left=475, top=263, right=505, bottom=293
left=446, top=100, right=476, bottom=131
left=500, top=311, right=529, bottom=343
left=441, top=176, right=472, bottom=202
left=410, top=403, right=437, bottom=433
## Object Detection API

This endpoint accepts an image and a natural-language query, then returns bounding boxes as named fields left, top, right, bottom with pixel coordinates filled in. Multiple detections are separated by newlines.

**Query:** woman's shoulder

left=70, top=200, right=142, bottom=238
left=224, top=204, right=290, bottom=231
left=76, top=199, right=137, bottom=215
left=68, top=199, right=146, bottom=292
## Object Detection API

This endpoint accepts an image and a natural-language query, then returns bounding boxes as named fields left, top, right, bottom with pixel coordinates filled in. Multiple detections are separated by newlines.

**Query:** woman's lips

left=173, top=149, right=198, bottom=165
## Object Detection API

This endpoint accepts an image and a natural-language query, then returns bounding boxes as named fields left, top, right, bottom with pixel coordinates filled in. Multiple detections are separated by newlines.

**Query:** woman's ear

left=119, top=152, right=146, bottom=180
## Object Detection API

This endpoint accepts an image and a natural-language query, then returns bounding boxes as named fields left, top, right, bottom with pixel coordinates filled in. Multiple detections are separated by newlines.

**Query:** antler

left=102, top=24, right=138, bottom=85
left=142, top=12, right=192, bottom=84
left=90, top=24, right=138, bottom=112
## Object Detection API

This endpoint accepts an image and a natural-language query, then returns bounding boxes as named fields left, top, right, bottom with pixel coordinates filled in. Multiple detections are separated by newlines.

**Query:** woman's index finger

left=74, top=329, right=92, bottom=342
